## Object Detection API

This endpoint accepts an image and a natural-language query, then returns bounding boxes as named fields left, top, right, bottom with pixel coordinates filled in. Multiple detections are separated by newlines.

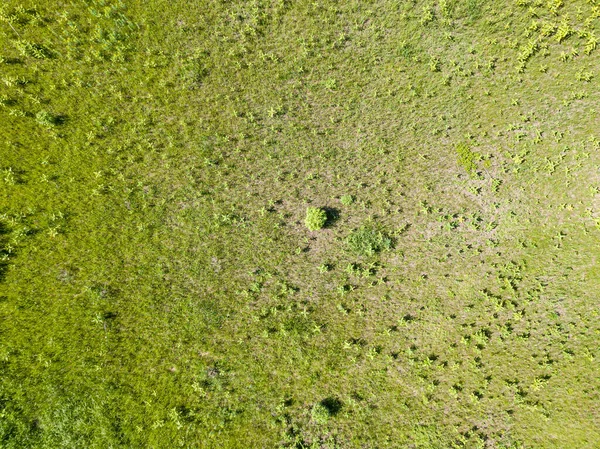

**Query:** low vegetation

left=345, top=226, right=393, bottom=256
left=1, top=0, right=600, bottom=448
left=305, top=207, right=327, bottom=231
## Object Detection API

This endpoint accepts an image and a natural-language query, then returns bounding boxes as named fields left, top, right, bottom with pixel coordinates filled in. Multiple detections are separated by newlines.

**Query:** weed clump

left=311, top=403, right=330, bottom=424
left=346, top=226, right=392, bottom=256
left=305, top=207, right=327, bottom=231
left=14, top=40, right=52, bottom=59
left=311, top=397, right=342, bottom=424
left=35, top=110, right=61, bottom=127
left=456, top=143, right=481, bottom=175
left=340, top=194, right=354, bottom=206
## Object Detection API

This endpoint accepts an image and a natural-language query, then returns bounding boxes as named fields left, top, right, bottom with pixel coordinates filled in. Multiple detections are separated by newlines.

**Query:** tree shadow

left=53, top=114, right=67, bottom=126
left=322, top=207, right=340, bottom=228
left=0, top=262, right=7, bottom=283
left=0, top=222, right=10, bottom=283
left=320, top=397, right=342, bottom=416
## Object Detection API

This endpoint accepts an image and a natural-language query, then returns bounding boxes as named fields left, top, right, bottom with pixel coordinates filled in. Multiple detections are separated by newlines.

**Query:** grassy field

left=1, top=0, right=600, bottom=447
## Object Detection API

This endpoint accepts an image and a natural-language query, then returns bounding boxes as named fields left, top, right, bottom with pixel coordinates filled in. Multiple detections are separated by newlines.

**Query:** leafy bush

left=14, top=40, right=52, bottom=59
left=346, top=226, right=392, bottom=256
left=456, top=143, right=481, bottom=175
left=35, top=110, right=61, bottom=127
left=305, top=207, right=327, bottom=231
left=340, top=194, right=354, bottom=206
left=311, top=398, right=342, bottom=424
left=311, top=403, right=330, bottom=424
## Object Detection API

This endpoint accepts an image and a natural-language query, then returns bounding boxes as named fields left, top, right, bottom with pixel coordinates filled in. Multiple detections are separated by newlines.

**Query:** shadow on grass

left=320, top=397, right=342, bottom=416
left=0, top=222, right=9, bottom=283
left=322, top=207, right=340, bottom=228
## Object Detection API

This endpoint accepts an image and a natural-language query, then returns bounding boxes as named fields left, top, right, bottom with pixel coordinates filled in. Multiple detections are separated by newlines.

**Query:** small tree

left=305, top=207, right=327, bottom=231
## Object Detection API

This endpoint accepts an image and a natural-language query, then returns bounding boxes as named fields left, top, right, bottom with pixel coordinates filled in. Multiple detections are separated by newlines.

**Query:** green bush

left=456, top=143, right=481, bottom=175
left=311, top=403, right=330, bottom=424
left=35, top=110, right=60, bottom=127
left=346, top=226, right=392, bottom=256
left=305, top=207, right=327, bottom=231
left=340, top=194, right=354, bottom=206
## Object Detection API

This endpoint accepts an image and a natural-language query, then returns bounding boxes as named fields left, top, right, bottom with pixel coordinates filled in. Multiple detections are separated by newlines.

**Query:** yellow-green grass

left=1, top=1, right=600, bottom=447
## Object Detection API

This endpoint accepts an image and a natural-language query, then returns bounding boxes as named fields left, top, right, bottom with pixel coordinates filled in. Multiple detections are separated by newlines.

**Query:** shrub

left=14, top=40, right=52, bottom=59
left=346, top=226, right=392, bottom=256
left=305, top=207, right=327, bottom=231
left=340, top=194, right=354, bottom=206
left=456, top=143, right=481, bottom=175
left=311, top=398, right=342, bottom=424
left=35, top=110, right=61, bottom=127
left=311, top=403, right=330, bottom=424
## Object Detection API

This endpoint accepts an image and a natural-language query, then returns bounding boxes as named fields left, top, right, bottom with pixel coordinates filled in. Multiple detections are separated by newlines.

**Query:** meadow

left=1, top=0, right=600, bottom=447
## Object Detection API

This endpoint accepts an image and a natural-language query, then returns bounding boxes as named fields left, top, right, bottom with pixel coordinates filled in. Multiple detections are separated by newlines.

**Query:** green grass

left=1, top=0, right=600, bottom=448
